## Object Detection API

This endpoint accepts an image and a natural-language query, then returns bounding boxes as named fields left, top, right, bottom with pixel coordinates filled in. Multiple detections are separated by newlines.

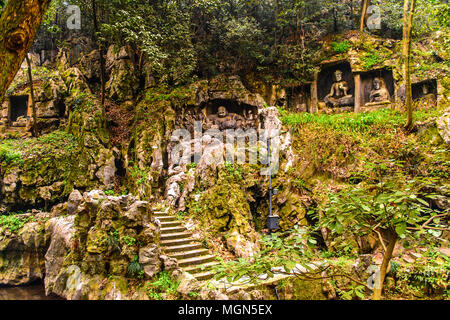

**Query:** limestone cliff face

left=0, top=59, right=116, bottom=212
left=0, top=190, right=164, bottom=300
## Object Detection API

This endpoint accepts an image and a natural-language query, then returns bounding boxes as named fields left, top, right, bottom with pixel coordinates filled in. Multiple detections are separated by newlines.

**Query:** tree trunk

left=92, top=0, right=106, bottom=108
left=403, top=0, right=416, bottom=131
left=373, top=231, right=398, bottom=300
left=360, top=0, right=370, bottom=33
left=25, top=54, right=37, bottom=137
left=350, top=0, right=355, bottom=29
left=0, top=0, right=52, bottom=103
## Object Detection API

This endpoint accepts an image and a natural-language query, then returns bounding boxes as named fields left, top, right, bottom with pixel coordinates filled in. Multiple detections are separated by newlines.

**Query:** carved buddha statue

left=324, top=70, right=354, bottom=107
left=206, top=106, right=245, bottom=131
left=368, top=77, right=390, bottom=104
left=418, top=84, right=437, bottom=108
left=244, top=109, right=257, bottom=130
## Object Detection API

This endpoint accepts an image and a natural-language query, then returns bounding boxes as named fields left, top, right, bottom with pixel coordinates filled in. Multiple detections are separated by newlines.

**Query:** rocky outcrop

left=194, top=75, right=267, bottom=108
left=44, top=215, right=76, bottom=296
left=44, top=190, right=161, bottom=299
left=0, top=191, right=164, bottom=300
left=105, top=46, right=139, bottom=102
left=79, top=50, right=101, bottom=82
left=0, top=212, right=48, bottom=286
left=0, top=58, right=115, bottom=212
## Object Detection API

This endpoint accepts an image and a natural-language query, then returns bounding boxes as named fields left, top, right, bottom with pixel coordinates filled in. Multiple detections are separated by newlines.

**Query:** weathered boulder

left=139, top=244, right=161, bottom=278
left=160, top=254, right=179, bottom=274
left=226, top=231, right=259, bottom=260
left=44, top=215, right=76, bottom=296
left=79, top=49, right=101, bottom=81
left=67, top=190, right=83, bottom=215
left=177, top=272, right=200, bottom=297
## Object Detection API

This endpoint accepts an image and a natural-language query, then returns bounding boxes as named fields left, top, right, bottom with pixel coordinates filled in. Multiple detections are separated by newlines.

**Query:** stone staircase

left=154, top=210, right=219, bottom=281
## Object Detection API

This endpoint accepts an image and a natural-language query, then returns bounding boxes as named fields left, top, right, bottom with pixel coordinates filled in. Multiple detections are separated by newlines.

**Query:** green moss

left=188, top=165, right=254, bottom=236
left=331, top=41, right=351, bottom=54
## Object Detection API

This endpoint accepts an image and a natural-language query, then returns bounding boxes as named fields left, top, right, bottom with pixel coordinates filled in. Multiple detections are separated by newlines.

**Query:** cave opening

left=9, top=95, right=29, bottom=123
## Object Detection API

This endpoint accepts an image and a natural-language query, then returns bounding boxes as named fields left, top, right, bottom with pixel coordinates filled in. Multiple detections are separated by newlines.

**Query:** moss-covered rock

left=0, top=212, right=49, bottom=286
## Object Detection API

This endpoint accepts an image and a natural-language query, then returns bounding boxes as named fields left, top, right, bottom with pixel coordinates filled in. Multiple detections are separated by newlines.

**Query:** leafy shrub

left=394, top=250, right=449, bottom=298
left=145, top=271, right=180, bottom=300
left=127, top=256, right=144, bottom=278
left=121, top=236, right=137, bottom=247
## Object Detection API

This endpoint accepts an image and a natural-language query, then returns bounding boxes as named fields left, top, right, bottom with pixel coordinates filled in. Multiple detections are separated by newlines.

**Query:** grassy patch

left=0, top=214, right=33, bottom=234
left=280, top=108, right=442, bottom=133
left=0, top=131, right=77, bottom=165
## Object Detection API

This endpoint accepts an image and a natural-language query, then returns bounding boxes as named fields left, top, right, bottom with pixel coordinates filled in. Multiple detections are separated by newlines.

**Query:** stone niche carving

left=360, top=68, right=395, bottom=108
left=397, top=79, right=438, bottom=107
left=204, top=99, right=258, bottom=131
left=8, top=95, right=29, bottom=127
left=285, top=84, right=311, bottom=113
left=174, top=99, right=259, bottom=137
left=412, top=79, right=437, bottom=108
left=318, top=62, right=354, bottom=111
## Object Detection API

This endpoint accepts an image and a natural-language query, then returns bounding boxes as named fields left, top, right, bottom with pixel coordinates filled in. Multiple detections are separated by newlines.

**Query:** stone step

left=160, top=221, right=183, bottom=228
left=178, top=255, right=216, bottom=268
left=163, top=243, right=203, bottom=253
left=155, top=216, right=176, bottom=222
left=193, top=271, right=216, bottom=281
left=154, top=211, right=169, bottom=217
left=160, top=226, right=186, bottom=234
left=161, top=238, right=196, bottom=247
left=184, top=261, right=221, bottom=274
left=160, top=232, right=192, bottom=241
left=169, top=249, right=210, bottom=260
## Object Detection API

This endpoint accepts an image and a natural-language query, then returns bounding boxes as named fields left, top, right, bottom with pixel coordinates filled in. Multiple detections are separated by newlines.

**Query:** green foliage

left=100, top=1, right=196, bottom=85
left=224, top=162, right=243, bottom=181
left=331, top=41, right=351, bottom=54
left=121, top=235, right=137, bottom=247
left=106, top=229, right=121, bottom=251
left=0, top=142, right=23, bottom=165
left=322, top=171, right=447, bottom=242
left=294, top=178, right=307, bottom=190
left=281, top=108, right=403, bottom=132
left=213, top=226, right=318, bottom=284
left=104, top=190, right=118, bottom=196
left=126, top=256, right=144, bottom=278
left=187, top=291, right=199, bottom=298
left=0, top=214, right=32, bottom=234
left=129, top=165, right=152, bottom=192
left=280, top=108, right=443, bottom=133
left=145, top=271, right=180, bottom=300
left=361, top=52, right=381, bottom=70
left=186, top=162, right=197, bottom=170
left=393, top=249, right=449, bottom=298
